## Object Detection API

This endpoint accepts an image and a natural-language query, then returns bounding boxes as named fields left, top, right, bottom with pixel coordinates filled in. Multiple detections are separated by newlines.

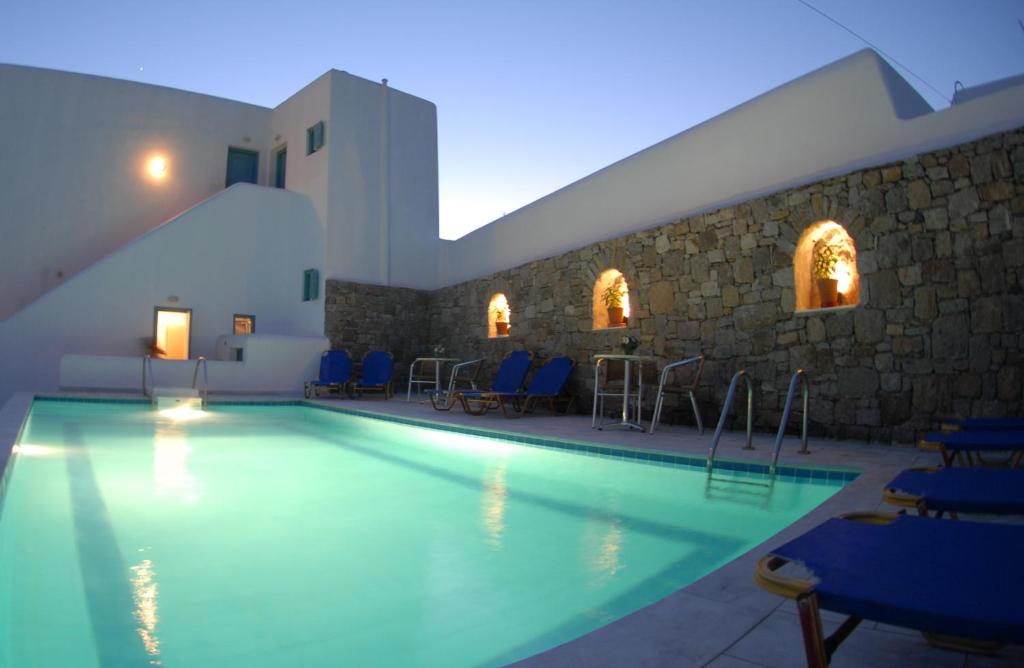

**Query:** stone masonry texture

left=325, top=127, right=1024, bottom=443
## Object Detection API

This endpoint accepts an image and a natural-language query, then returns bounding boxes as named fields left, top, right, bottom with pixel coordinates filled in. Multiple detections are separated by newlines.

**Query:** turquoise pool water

left=0, top=401, right=848, bottom=667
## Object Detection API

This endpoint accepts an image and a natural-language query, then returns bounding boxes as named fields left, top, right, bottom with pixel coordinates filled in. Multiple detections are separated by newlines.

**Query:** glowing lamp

left=146, top=156, right=168, bottom=180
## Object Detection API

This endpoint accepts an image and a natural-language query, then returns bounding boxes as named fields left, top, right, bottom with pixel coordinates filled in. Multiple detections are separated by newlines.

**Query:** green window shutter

left=303, top=269, right=319, bottom=301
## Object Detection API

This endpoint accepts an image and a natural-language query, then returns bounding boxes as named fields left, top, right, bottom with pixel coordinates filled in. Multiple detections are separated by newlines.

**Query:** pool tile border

left=21, top=395, right=859, bottom=485
left=298, top=400, right=859, bottom=485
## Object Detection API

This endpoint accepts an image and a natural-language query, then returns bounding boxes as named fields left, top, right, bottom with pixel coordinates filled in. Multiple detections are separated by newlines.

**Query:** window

left=233, top=314, right=255, bottom=335
left=303, top=269, right=319, bottom=302
left=306, top=121, right=325, bottom=155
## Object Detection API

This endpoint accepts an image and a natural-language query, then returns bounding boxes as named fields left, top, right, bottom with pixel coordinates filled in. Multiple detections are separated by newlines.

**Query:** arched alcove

left=487, top=293, right=511, bottom=338
left=592, top=269, right=631, bottom=329
left=794, top=220, right=860, bottom=311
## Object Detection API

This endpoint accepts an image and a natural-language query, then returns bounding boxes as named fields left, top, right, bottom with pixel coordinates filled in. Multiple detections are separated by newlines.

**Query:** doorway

left=153, top=308, right=192, bottom=360
left=225, top=147, right=259, bottom=187
left=274, top=146, right=287, bottom=188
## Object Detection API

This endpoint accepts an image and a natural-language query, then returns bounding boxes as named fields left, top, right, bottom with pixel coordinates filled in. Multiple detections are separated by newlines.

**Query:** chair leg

left=796, top=594, right=829, bottom=668
left=689, top=391, right=704, bottom=434
left=649, top=391, right=664, bottom=434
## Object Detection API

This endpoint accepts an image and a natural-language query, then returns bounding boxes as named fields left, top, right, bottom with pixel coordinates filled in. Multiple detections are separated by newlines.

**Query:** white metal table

left=407, top=357, right=459, bottom=402
left=591, top=354, right=658, bottom=431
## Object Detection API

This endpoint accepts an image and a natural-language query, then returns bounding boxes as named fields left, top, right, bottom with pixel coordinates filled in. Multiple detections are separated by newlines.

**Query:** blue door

left=274, top=147, right=287, bottom=188
left=225, top=148, right=259, bottom=187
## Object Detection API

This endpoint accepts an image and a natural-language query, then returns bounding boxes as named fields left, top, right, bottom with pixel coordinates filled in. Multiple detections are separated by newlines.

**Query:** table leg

left=622, top=360, right=632, bottom=425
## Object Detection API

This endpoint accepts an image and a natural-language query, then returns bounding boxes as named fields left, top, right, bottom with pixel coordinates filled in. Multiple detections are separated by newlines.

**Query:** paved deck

left=2, top=391, right=1021, bottom=667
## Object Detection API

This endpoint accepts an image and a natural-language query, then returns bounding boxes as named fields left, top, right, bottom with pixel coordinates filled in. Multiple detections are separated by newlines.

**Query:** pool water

left=0, top=401, right=847, bottom=667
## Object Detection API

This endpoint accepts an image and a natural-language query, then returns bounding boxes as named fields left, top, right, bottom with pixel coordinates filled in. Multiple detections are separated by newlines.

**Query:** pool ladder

left=192, top=357, right=209, bottom=408
left=141, top=355, right=209, bottom=408
left=706, top=369, right=810, bottom=481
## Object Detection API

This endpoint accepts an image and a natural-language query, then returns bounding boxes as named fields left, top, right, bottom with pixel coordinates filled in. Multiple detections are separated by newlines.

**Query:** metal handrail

left=706, top=370, right=755, bottom=475
left=648, top=354, right=704, bottom=435
left=191, top=356, right=209, bottom=407
left=142, top=355, right=154, bottom=398
left=768, top=369, right=810, bottom=479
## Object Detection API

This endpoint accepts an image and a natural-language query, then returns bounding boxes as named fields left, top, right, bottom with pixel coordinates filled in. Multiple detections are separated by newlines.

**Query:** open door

left=154, top=308, right=191, bottom=360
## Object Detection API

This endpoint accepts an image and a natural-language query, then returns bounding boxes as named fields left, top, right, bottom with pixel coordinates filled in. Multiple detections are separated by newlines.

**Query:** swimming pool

left=0, top=400, right=851, bottom=667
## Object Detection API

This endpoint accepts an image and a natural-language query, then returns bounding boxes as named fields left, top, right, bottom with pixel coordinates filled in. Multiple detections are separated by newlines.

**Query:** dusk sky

left=2, top=1, right=1022, bottom=239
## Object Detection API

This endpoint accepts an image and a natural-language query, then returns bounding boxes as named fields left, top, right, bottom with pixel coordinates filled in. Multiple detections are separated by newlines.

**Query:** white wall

left=386, top=84, right=440, bottom=289
left=326, top=71, right=439, bottom=287
left=0, top=65, right=271, bottom=319
left=439, top=49, right=1024, bottom=287
left=60, top=335, right=329, bottom=394
left=268, top=72, right=333, bottom=237
left=0, top=184, right=325, bottom=406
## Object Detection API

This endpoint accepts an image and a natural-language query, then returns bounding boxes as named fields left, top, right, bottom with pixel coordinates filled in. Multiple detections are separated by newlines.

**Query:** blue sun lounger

left=350, top=351, right=394, bottom=398
left=883, top=467, right=1024, bottom=517
left=304, top=350, right=354, bottom=398
left=919, top=430, right=1024, bottom=467
left=756, top=513, right=1024, bottom=667
left=476, top=355, right=575, bottom=418
left=456, top=350, right=533, bottom=415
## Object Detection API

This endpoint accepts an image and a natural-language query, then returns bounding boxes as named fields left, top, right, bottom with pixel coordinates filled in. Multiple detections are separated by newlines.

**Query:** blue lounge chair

left=351, top=351, right=394, bottom=398
left=456, top=350, right=533, bottom=415
left=304, top=350, right=353, bottom=398
left=756, top=513, right=1024, bottom=667
left=480, top=355, right=575, bottom=418
left=884, top=467, right=1024, bottom=517
left=919, top=430, right=1024, bottom=467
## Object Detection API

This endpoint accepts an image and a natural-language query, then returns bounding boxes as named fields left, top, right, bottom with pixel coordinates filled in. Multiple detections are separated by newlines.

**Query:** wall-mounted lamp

left=146, top=156, right=168, bottom=180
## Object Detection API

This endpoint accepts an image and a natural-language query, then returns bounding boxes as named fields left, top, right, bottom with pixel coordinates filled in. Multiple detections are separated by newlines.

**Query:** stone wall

left=325, top=127, right=1024, bottom=442
left=324, top=280, right=431, bottom=384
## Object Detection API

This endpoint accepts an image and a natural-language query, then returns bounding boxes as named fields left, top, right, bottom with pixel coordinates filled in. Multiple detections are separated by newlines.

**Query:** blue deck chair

left=756, top=513, right=1024, bottom=667
left=457, top=350, right=533, bottom=415
left=304, top=350, right=353, bottom=398
left=919, top=430, right=1024, bottom=467
left=351, top=351, right=394, bottom=398
left=482, top=356, right=575, bottom=418
left=941, top=417, right=1024, bottom=432
left=884, top=467, right=1024, bottom=518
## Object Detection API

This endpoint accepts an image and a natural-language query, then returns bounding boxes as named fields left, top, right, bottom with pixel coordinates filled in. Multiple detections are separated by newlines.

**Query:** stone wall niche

left=794, top=220, right=860, bottom=312
left=487, top=292, right=511, bottom=338
left=592, top=269, right=631, bottom=329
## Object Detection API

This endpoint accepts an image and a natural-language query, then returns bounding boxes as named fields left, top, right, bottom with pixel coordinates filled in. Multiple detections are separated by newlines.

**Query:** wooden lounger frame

left=917, top=438, right=1023, bottom=468
left=881, top=467, right=959, bottom=519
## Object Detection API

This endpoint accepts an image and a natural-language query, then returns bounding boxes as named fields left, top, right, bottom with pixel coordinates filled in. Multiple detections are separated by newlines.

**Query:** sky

left=2, top=1, right=1022, bottom=239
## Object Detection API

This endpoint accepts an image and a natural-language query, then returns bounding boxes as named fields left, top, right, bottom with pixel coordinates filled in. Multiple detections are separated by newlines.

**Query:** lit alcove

left=592, top=269, right=631, bottom=329
left=794, top=220, right=860, bottom=311
left=487, top=293, right=511, bottom=338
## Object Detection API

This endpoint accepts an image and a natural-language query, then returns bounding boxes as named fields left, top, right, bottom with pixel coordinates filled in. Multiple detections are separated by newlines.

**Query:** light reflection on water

left=481, top=463, right=508, bottom=550
left=153, top=423, right=199, bottom=503
left=130, top=558, right=162, bottom=665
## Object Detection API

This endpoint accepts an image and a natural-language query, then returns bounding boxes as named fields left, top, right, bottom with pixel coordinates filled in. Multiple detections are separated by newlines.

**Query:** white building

left=1, top=49, right=1022, bottom=406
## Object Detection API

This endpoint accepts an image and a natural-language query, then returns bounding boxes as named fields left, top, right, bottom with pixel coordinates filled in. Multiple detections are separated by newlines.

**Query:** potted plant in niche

left=812, top=239, right=840, bottom=307
left=601, top=277, right=626, bottom=326
left=492, top=305, right=510, bottom=336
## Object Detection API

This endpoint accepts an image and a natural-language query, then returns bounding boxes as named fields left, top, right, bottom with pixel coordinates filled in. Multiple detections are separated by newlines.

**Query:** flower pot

left=607, top=306, right=624, bottom=326
left=817, top=277, right=839, bottom=308
left=495, top=321, right=509, bottom=336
